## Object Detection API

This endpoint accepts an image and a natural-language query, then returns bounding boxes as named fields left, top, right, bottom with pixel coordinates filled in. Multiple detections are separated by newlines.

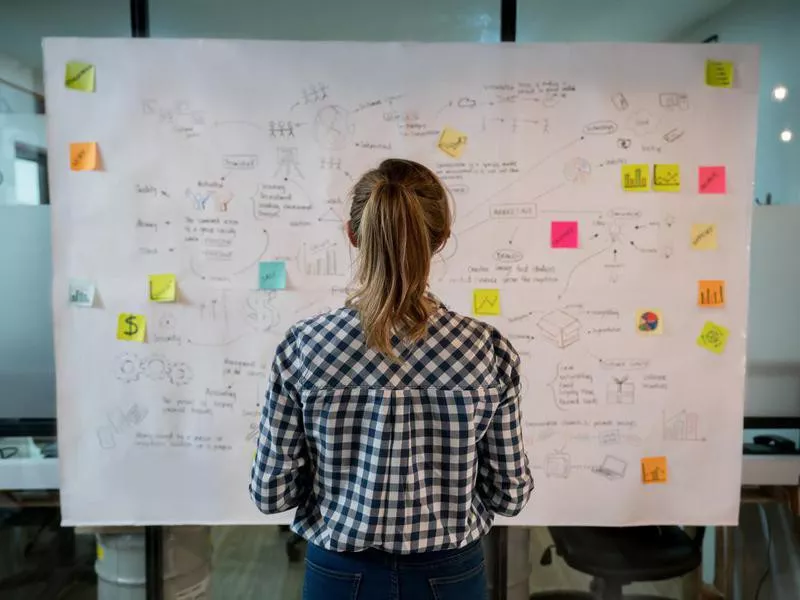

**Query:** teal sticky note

left=259, top=261, right=286, bottom=290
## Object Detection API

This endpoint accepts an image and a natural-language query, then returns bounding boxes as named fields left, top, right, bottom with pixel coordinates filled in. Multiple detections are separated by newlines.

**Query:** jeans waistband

left=307, top=539, right=483, bottom=568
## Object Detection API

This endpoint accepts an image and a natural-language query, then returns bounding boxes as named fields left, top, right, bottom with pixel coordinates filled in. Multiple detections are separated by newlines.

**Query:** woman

left=250, top=158, right=533, bottom=599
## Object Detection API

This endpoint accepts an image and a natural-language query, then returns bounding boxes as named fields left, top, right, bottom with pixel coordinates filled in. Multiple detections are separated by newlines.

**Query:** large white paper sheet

left=45, top=39, right=758, bottom=525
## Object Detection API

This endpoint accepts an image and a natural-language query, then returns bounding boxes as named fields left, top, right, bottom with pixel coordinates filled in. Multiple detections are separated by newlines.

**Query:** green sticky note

left=706, top=60, right=733, bottom=88
left=65, top=61, right=95, bottom=92
left=259, top=261, right=286, bottom=290
left=697, top=321, right=730, bottom=355
left=149, top=274, right=176, bottom=302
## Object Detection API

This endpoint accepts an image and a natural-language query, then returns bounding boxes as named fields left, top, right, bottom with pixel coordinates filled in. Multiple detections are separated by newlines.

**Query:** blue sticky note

left=259, top=261, right=286, bottom=290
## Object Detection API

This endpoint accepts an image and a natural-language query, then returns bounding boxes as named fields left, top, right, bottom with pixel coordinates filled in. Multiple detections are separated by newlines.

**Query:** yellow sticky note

left=117, top=313, right=146, bottom=342
left=706, top=60, right=734, bottom=88
left=438, top=127, right=468, bottom=158
left=697, top=321, right=730, bottom=355
left=149, top=274, right=176, bottom=302
left=621, top=164, right=649, bottom=191
left=653, top=164, right=680, bottom=192
left=698, top=280, right=725, bottom=307
left=473, top=289, right=501, bottom=316
left=641, top=456, right=668, bottom=484
left=65, top=61, right=95, bottom=92
left=70, top=142, right=98, bottom=171
left=691, top=224, right=717, bottom=250
left=96, top=544, right=105, bottom=561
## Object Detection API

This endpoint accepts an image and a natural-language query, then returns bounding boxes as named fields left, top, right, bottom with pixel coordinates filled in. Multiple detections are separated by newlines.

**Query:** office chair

left=532, top=526, right=705, bottom=600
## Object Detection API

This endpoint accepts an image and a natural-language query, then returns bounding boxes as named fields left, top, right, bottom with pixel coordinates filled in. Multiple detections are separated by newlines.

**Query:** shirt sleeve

left=476, top=329, right=534, bottom=517
left=249, top=327, right=311, bottom=514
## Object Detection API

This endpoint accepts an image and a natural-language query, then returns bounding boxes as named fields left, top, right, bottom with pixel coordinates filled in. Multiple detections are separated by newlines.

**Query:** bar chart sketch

left=300, top=242, right=343, bottom=276
left=663, top=410, right=705, bottom=442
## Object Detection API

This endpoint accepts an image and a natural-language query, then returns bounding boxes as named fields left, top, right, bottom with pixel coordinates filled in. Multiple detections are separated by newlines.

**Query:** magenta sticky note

left=698, top=166, right=726, bottom=194
left=551, top=221, right=578, bottom=249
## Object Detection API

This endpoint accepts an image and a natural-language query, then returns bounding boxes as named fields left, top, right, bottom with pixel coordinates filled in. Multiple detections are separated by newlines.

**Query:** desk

left=742, top=455, right=800, bottom=486
left=0, top=457, right=59, bottom=491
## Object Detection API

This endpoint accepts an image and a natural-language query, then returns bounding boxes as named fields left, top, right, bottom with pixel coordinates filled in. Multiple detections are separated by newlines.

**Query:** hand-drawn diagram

left=114, top=353, right=194, bottom=386
left=663, top=410, right=706, bottom=442
left=607, top=376, right=635, bottom=404
left=591, top=455, right=628, bottom=480
left=314, top=105, right=353, bottom=150
left=538, top=311, right=581, bottom=348
left=48, top=39, right=754, bottom=526
left=546, top=450, right=571, bottom=478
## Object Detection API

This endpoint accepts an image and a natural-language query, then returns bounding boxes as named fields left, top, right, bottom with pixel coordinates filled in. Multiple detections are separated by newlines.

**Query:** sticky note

left=65, top=61, right=95, bottom=92
left=691, top=224, right=717, bottom=250
left=697, top=321, right=730, bottom=355
left=636, top=309, right=663, bottom=335
left=438, top=127, right=468, bottom=158
left=641, top=456, right=668, bottom=484
left=70, top=142, right=98, bottom=171
left=621, top=164, right=649, bottom=191
left=473, top=289, right=501, bottom=316
left=69, top=280, right=95, bottom=307
left=706, top=60, right=734, bottom=88
left=117, top=313, right=146, bottom=343
left=149, top=274, right=176, bottom=302
left=652, top=164, right=680, bottom=192
left=698, top=280, right=725, bottom=307
left=259, top=261, right=287, bottom=290
left=699, top=166, right=726, bottom=194
left=96, top=544, right=105, bottom=561
left=551, top=221, right=578, bottom=249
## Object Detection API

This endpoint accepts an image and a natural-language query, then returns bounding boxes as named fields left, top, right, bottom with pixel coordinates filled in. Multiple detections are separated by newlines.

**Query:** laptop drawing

left=592, top=455, right=627, bottom=480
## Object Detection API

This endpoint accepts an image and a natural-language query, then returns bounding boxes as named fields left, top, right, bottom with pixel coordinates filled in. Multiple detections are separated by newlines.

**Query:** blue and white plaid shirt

left=250, top=301, right=533, bottom=553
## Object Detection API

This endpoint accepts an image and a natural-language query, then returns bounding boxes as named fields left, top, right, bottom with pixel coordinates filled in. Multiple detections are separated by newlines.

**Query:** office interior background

left=1, top=0, right=799, bottom=599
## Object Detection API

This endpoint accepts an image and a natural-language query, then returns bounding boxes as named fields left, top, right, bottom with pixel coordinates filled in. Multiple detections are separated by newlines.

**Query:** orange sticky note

left=698, top=280, right=725, bottom=307
left=641, top=456, right=668, bottom=484
left=70, top=142, right=98, bottom=171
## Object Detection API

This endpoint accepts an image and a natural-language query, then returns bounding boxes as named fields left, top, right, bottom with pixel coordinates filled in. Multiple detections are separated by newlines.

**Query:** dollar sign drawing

left=123, top=315, right=139, bottom=338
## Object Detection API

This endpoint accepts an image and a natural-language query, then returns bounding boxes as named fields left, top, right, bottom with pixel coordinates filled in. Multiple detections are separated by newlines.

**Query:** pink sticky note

left=551, top=221, right=578, bottom=249
left=699, top=166, right=726, bottom=194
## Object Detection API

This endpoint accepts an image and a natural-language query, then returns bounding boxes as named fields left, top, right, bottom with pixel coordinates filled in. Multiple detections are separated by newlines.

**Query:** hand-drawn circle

left=115, top=353, right=140, bottom=383
left=142, top=356, right=168, bottom=381
left=563, top=157, right=592, bottom=183
left=314, top=105, right=352, bottom=151
left=494, top=248, right=524, bottom=263
left=168, top=362, right=193, bottom=386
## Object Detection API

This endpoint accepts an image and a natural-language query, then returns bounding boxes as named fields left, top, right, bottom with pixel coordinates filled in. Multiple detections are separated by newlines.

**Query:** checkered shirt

left=249, top=302, right=533, bottom=553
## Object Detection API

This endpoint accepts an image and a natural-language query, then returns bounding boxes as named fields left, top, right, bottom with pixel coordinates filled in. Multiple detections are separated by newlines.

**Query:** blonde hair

left=346, top=159, right=451, bottom=356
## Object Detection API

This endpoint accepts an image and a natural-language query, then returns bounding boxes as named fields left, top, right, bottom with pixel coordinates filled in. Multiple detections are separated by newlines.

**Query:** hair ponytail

left=346, top=159, right=451, bottom=356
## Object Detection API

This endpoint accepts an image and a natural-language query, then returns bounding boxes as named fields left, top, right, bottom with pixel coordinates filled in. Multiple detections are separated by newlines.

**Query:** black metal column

left=131, top=0, right=150, bottom=38
left=493, top=3, right=517, bottom=595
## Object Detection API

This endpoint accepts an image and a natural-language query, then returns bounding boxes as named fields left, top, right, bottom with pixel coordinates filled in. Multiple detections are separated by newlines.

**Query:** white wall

left=679, top=0, right=800, bottom=205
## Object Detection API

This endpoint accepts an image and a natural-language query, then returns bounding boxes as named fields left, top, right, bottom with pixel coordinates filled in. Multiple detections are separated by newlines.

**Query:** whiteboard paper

left=44, top=39, right=758, bottom=525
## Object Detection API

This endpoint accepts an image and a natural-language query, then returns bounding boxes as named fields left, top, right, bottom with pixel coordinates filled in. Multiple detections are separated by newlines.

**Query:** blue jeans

left=303, top=540, right=488, bottom=600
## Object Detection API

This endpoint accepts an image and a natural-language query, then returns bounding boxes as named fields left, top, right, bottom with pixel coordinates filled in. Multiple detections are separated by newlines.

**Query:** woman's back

left=251, top=302, right=531, bottom=553
left=250, top=158, right=533, bottom=599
